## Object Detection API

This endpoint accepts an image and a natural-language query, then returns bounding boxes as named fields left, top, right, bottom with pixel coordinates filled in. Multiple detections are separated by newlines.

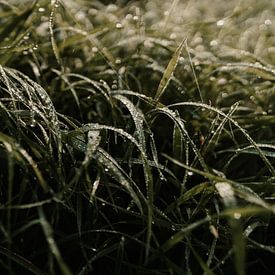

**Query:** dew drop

left=217, top=20, right=224, bottom=27
left=125, top=14, right=133, bottom=20
left=217, top=78, right=227, bottom=85
left=116, top=22, right=123, bottom=29
left=115, top=58, right=122, bottom=64
left=30, top=119, right=36, bottom=127
left=187, top=171, right=194, bottom=176
left=106, top=4, right=118, bottom=13
left=92, top=47, right=98, bottom=53
left=179, top=57, right=185, bottom=64
left=170, top=33, right=177, bottom=39
left=210, top=40, right=218, bottom=47
left=233, top=212, right=242, bottom=220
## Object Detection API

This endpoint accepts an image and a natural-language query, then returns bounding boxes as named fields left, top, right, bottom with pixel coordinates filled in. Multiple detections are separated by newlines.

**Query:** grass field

left=0, top=0, right=275, bottom=274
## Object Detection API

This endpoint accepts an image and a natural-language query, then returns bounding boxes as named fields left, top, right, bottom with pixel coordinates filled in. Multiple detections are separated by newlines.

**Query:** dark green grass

left=0, top=0, right=275, bottom=274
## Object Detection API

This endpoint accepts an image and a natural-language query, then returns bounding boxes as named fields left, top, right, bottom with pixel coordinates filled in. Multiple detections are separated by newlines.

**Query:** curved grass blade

left=154, top=39, right=186, bottom=102
left=0, top=132, right=49, bottom=192
left=168, top=102, right=275, bottom=177
left=0, top=245, right=48, bottom=275
left=38, top=205, right=72, bottom=275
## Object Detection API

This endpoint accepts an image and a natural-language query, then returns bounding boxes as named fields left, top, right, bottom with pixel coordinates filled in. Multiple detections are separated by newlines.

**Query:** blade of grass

left=154, top=38, right=186, bottom=102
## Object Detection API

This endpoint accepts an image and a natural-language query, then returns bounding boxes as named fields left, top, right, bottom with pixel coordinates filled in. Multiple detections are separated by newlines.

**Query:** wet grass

left=0, top=0, right=275, bottom=274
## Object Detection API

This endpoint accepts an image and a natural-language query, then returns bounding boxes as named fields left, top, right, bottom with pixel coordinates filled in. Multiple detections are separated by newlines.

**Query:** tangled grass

left=0, top=0, right=275, bottom=274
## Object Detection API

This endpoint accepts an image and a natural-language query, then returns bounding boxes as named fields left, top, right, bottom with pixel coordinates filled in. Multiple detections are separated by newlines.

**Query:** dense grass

left=0, top=0, right=275, bottom=274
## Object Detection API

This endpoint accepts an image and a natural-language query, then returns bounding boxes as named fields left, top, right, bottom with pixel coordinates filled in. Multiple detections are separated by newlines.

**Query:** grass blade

left=154, top=39, right=186, bottom=102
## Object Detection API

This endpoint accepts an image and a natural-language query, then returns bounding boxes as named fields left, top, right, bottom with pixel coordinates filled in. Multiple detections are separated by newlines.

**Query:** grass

left=0, top=0, right=275, bottom=274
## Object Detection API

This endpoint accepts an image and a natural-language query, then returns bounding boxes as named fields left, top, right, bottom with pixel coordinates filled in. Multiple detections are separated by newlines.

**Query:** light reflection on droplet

left=233, top=212, right=242, bottom=220
left=217, top=20, right=224, bottom=27
left=210, top=40, right=218, bottom=47
left=116, top=22, right=123, bottom=29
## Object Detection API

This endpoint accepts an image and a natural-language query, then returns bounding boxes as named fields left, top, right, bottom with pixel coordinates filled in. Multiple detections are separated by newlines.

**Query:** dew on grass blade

left=217, top=19, right=224, bottom=27
left=233, top=212, right=242, bottom=220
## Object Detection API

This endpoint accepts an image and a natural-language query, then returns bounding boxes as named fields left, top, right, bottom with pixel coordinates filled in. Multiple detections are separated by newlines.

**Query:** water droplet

left=170, top=33, right=177, bottom=40
left=101, top=202, right=106, bottom=206
left=210, top=40, right=218, bottom=47
left=116, top=22, right=123, bottom=29
left=179, top=57, right=185, bottom=64
left=187, top=171, right=194, bottom=176
left=233, top=212, right=241, bottom=219
left=92, top=47, right=98, bottom=53
left=115, top=58, right=122, bottom=64
left=133, top=15, right=139, bottom=21
left=104, top=168, right=109, bottom=172
left=125, top=14, right=133, bottom=20
left=217, top=78, right=227, bottom=85
left=264, top=19, right=272, bottom=26
left=210, top=76, right=216, bottom=81
left=106, top=4, right=118, bottom=13
left=38, top=7, right=45, bottom=13
left=33, top=44, right=38, bottom=51
left=30, top=120, right=36, bottom=127
left=217, top=20, right=224, bottom=27
left=193, top=36, right=203, bottom=45
left=89, top=8, right=98, bottom=16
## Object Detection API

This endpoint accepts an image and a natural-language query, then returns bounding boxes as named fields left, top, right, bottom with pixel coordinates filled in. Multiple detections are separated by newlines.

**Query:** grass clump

left=0, top=0, right=275, bottom=274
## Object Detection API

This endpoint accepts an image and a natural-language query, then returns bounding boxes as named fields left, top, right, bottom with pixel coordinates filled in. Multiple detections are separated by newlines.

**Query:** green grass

left=0, top=0, right=275, bottom=274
